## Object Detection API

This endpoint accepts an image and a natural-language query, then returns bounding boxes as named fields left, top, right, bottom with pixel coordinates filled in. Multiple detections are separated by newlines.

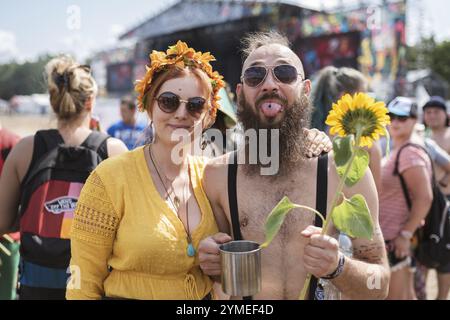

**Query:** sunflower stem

left=298, top=128, right=363, bottom=300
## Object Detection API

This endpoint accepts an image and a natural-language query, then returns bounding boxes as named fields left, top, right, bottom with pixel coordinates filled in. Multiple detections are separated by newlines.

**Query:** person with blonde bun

left=0, top=55, right=128, bottom=300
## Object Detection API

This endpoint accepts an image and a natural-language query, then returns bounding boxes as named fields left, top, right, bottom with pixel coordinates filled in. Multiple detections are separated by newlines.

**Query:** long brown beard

left=237, top=90, right=312, bottom=176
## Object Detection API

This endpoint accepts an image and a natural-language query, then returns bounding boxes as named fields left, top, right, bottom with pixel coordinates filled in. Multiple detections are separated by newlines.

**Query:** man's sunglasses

left=155, top=92, right=207, bottom=116
left=241, top=64, right=303, bottom=87
left=388, top=113, right=410, bottom=122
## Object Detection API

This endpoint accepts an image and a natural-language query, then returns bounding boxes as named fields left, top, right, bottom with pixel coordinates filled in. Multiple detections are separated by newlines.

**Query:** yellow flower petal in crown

left=135, top=41, right=225, bottom=114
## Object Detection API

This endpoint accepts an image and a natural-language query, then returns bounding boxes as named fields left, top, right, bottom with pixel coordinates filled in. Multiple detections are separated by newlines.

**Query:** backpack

left=394, top=143, right=450, bottom=268
left=18, top=129, right=109, bottom=289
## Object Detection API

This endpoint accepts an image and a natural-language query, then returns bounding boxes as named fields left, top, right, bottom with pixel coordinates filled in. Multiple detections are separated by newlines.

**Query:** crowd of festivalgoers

left=0, top=31, right=449, bottom=300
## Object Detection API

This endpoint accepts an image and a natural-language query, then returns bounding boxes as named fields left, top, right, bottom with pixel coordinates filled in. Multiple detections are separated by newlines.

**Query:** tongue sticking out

left=260, top=102, right=283, bottom=118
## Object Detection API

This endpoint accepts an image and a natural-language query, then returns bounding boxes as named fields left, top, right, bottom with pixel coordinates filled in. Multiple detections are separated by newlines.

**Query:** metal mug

left=219, top=240, right=261, bottom=297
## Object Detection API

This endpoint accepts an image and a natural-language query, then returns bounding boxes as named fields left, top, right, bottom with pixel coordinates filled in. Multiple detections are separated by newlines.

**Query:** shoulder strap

left=394, top=143, right=436, bottom=210
left=37, top=129, right=64, bottom=154
left=309, top=153, right=329, bottom=300
left=81, top=131, right=110, bottom=160
left=21, top=130, right=64, bottom=186
left=227, top=151, right=242, bottom=240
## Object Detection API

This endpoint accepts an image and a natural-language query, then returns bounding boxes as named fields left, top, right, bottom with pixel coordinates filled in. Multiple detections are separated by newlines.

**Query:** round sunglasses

left=388, top=113, right=410, bottom=122
left=241, top=64, right=303, bottom=87
left=155, top=92, right=207, bottom=116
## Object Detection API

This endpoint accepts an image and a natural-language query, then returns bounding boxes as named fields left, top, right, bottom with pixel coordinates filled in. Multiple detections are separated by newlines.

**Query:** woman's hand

left=393, top=235, right=411, bottom=259
left=303, top=128, right=332, bottom=158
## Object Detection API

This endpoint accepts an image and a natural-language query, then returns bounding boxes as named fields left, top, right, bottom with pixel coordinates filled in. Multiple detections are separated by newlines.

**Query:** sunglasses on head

left=241, top=64, right=303, bottom=87
left=155, top=92, right=207, bottom=116
left=388, top=113, right=410, bottom=122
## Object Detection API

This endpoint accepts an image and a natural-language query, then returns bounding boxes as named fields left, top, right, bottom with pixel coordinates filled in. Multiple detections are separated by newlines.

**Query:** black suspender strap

left=308, top=153, right=329, bottom=300
left=227, top=151, right=252, bottom=300
left=228, top=151, right=242, bottom=241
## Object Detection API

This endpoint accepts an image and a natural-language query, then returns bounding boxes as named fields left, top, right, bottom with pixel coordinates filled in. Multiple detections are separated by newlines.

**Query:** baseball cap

left=422, top=96, right=447, bottom=112
left=387, top=97, right=418, bottom=118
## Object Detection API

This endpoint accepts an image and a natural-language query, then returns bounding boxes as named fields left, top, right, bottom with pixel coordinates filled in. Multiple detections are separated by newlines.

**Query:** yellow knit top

left=66, top=146, right=219, bottom=300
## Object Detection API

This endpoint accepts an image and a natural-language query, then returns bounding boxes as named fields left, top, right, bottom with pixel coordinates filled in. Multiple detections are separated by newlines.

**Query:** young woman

left=0, top=56, right=127, bottom=299
left=379, top=97, right=433, bottom=299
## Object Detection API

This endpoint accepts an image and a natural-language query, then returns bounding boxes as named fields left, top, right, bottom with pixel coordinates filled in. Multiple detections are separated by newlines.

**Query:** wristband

left=400, top=230, right=413, bottom=240
left=321, top=253, right=345, bottom=280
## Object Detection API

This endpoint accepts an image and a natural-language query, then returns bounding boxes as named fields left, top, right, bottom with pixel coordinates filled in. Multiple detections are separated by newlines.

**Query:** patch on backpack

left=44, top=196, right=78, bottom=214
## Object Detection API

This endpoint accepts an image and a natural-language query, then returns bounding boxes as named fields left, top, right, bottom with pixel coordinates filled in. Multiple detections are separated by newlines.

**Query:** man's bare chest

left=235, top=173, right=318, bottom=243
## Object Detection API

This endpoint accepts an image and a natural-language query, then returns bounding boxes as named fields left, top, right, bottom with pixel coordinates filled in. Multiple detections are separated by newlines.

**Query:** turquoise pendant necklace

left=184, top=166, right=195, bottom=257
left=149, top=146, right=195, bottom=257
left=187, top=242, right=195, bottom=257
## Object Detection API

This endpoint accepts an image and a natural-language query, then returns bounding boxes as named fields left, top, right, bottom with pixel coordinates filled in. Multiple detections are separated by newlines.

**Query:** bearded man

left=198, top=31, right=390, bottom=300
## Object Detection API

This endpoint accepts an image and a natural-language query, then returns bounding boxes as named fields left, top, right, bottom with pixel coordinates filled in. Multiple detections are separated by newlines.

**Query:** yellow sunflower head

left=325, top=92, right=390, bottom=148
left=134, top=41, right=225, bottom=120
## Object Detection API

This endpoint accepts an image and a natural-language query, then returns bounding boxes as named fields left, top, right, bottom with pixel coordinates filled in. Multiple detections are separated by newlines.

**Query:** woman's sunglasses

left=155, top=92, right=207, bottom=116
left=388, top=113, right=410, bottom=122
left=241, top=64, right=303, bottom=87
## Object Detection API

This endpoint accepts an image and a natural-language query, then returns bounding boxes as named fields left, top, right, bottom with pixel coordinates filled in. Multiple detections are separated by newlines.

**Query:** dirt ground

left=0, top=114, right=57, bottom=137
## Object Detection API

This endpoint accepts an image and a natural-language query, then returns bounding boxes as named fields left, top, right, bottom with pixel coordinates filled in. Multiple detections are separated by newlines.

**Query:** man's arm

left=199, top=157, right=233, bottom=281
left=202, top=156, right=232, bottom=235
left=331, top=165, right=389, bottom=299
left=302, top=161, right=390, bottom=300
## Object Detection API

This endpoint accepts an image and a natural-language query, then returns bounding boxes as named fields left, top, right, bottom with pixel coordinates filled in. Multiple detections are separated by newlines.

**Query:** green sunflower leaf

left=331, top=194, right=373, bottom=239
left=337, top=148, right=369, bottom=187
left=333, top=135, right=354, bottom=167
left=260, top=196, right=299, bottom=249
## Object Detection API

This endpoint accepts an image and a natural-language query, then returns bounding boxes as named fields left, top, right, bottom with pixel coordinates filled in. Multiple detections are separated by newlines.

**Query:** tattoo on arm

left=353, top=229, right=386, bottom=264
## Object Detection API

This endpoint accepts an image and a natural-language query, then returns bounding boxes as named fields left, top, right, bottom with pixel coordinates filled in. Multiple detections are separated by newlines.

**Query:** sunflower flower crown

left=135, top=41, right=225, bottom=119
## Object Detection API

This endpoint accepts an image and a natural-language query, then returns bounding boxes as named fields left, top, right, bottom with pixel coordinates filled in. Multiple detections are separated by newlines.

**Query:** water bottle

left=319, top=232, right=353, bottom=300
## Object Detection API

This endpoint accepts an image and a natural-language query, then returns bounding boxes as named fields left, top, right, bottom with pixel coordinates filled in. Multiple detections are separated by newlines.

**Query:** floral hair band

left=134, top=41, right=225, bottom=120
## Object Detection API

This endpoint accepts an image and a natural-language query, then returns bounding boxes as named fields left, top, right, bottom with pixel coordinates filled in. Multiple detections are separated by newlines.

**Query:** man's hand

left=198, top=232, right=232, bottom=276
left=303, top=128, right=332, bottom=158
left=301, top=226, right=340, bottom=278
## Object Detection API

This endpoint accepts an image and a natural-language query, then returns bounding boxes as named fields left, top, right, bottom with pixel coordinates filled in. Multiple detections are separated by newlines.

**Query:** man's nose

left=260, top=69, right=279, bottom=92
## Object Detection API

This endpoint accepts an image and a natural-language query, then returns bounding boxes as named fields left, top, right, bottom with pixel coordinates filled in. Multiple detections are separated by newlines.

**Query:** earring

left=200, top=131, right=208, bottom=150
left=148, top=120, right=155, bottom=144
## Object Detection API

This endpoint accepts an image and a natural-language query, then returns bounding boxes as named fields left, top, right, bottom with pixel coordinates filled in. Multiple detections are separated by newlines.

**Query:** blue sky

left=1, top=0, right=449, bottom=63
left=0, top=0, right=176, bottom=62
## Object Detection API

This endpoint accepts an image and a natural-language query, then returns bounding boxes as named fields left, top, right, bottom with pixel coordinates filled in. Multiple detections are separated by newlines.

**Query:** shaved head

left=242, top=43, right=305, bottom=79
left=240, top=31, right=305, bottom=79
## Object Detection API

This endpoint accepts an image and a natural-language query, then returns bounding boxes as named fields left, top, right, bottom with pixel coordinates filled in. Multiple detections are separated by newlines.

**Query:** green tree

left=405, top=36, right=436, bottom=70
left=431, top=41, right=450, bottom=84
left=0, top=55, right=53, bottom=100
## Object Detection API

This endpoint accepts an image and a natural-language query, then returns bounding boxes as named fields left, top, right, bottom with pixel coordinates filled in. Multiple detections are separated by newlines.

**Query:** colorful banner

left=277, top=1, right=407, bottom=99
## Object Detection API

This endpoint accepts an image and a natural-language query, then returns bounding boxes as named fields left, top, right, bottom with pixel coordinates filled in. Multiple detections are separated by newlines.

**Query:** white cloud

left=0, top=30, right=19, bottom=63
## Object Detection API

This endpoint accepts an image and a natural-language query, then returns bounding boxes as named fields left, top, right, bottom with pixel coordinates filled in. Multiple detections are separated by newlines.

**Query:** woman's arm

left=0, top=136, right=33, bottom=234
left=424, top=138, right=450, bottom=187
left=401, top=165, right=433, bottom=234
left=66, top=170, right=120, bottom=299
left=393, top=165, right=433, bottom=258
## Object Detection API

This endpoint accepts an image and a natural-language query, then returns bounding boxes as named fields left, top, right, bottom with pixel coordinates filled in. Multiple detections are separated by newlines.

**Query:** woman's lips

left=167, top=124, right=192, bottom=130
left=259, top=102, right=284, bottom=118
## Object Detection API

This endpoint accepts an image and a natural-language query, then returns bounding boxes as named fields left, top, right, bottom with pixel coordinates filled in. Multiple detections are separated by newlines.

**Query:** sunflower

left=325, top=92, right=390, bottom=148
